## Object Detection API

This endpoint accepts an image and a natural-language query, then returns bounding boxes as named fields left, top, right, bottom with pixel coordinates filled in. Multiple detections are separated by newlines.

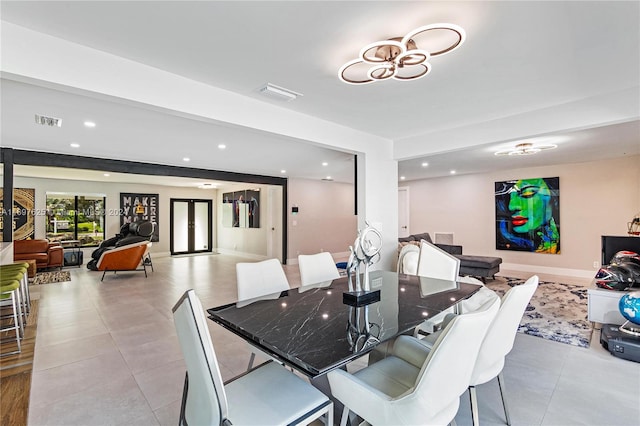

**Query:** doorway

left=170, top=199, right=213, bottom=255
left=398, top=187, right=410, bottom=238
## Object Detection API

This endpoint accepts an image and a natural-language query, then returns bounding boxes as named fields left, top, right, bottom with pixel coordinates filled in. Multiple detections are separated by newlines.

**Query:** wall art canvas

left=0, top=188, right=35, bottom=240
left=222, top=189, right=260, bottom=228
left=495, top=177, right=560, bottom=254
left=120, top=193, right=159, bottom=241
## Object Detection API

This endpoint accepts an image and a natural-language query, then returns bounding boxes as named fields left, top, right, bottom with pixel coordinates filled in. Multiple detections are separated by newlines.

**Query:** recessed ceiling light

left=281, top=169, right=286, bottom=174
left=70, top=143, right=80, bottom=148
left=103, top=173, right=110, bottom=177
left=322, top=162, right=328, bottom=166
left=450, top=170, right=456, bottom=174
left=421, top=162, right=429, bottom=167
left=84, top=121, right=96, bottom=128
left=218, top=144, right=226, bottom=150
left=183, top=157, right=190, bottom=162
left=400, top=176, right=406, bottom=180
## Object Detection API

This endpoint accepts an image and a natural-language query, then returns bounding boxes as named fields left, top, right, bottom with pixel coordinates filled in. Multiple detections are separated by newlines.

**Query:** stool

left=1, top=263, right=30, bottom=317
left=0, top=280, right=23, bottom=355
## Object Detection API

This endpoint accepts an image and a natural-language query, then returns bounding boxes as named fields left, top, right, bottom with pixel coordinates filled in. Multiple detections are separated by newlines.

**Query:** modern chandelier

left=338, top=23, right=466, bottom=85
left=494, top=142, right=558, bottom=156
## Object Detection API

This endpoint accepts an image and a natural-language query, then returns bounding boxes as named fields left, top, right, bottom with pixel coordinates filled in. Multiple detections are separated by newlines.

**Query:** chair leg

left=497, top=371, right=512, bottom=426
left=469, top=386, right=479, bottom=426
left=339, top=406, right=350, bottom=426
left=247, top=352, right=256, bottom=370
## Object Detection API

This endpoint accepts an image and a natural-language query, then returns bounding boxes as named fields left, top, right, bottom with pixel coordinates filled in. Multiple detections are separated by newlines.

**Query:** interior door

left=398, top=187, right=410, bottom=238
left=170, top=199, right=212, bottom=255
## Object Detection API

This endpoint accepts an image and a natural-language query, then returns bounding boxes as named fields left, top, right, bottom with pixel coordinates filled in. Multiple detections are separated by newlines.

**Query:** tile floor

left=26, top=254, right=640, bottom=425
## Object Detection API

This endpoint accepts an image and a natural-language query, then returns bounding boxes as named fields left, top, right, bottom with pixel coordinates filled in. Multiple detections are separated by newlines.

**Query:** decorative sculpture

left=346, top=222, right=382, bottom=293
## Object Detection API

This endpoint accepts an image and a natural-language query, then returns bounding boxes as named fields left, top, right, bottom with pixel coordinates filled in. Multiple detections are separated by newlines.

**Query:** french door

left=170, top=199, right=212, bottom=255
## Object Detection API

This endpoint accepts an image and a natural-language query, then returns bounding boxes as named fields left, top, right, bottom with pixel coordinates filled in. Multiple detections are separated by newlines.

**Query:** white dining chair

left=298, top=252, right=340, bottom=292
left=417, top=239, right=460, bottom=280
left=172, top=289, right=333, bottom=426
left=236, top=258, right=290, bottom=369
left=412, top=275, right=539, bottom=426
left=397, top=243, right=419, bottom=274
left=327, top=295, right=500, bottom=426
left=468, top=275, right=539, bottom=426
left=414, top=239, right=463, bottom=335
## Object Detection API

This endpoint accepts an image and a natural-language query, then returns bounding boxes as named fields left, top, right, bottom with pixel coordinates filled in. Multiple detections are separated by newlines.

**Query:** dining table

left=207, top=270, right=481, bottom=377
left=207, top=270, right=481, bottom=424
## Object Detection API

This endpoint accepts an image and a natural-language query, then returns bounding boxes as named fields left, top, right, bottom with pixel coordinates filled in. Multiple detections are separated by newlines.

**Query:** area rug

left=486, top=277, right=592, bottom=348
left=32, top=271, right=71, bottom=285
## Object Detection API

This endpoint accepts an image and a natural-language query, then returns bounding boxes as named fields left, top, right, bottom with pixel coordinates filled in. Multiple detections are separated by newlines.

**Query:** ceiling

left=1, top=1, right=638, bottom=185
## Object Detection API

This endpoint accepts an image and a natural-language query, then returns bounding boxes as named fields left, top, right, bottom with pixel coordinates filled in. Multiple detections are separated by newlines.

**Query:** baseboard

left=287, top=250, right=351, bottom=266
left=215, top=248, right=268, bottom=260
left=500, top=262, right=596, bottom=279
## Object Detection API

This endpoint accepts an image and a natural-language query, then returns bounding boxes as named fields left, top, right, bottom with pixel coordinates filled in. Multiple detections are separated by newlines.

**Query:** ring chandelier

left=338, top=23, right=466, bottom=85
left=494, top=142, right=558, bottom=156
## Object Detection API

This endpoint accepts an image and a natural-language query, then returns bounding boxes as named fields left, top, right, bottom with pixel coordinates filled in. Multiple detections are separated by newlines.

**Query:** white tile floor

left=26, top=254, right=640, bottom=425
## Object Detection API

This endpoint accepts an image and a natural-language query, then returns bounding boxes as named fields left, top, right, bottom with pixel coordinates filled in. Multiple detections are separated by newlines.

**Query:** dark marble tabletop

left=207, top=270, right=480, bottom=377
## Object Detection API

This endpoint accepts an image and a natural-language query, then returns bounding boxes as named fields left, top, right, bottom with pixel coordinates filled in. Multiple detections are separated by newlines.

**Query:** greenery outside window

left=46, top=194, right=106, bottom=247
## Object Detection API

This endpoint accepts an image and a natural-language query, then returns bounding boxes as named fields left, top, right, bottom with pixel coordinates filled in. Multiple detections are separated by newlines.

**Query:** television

left=601, top=235, right=640, bottom=265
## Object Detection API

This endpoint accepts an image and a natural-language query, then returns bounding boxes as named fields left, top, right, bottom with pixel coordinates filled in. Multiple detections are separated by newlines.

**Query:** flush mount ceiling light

left=494, top=142, right=558, bottom=156
left=338, top=23, right=465, bottom=85
left=198, top=183, right=217, bottom=189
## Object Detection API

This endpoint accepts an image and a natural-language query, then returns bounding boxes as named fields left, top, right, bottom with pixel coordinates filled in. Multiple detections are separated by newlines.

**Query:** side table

left=587, top=281, right=626, bottom=326
left=61, top=240, right=82, bottom=268
left=25, top=259, right=37, bottom=279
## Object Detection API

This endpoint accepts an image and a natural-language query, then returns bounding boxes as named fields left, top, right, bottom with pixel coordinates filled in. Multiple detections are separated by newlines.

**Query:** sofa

left=398, top=232, right=502, bottom=282
left=13, top=239, right=64, bottom=270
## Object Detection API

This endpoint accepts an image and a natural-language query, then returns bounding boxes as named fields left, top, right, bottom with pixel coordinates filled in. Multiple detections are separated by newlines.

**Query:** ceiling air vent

left=35, top=114, right=62, bottom=127
left=258, top=83, right=303, bottom=102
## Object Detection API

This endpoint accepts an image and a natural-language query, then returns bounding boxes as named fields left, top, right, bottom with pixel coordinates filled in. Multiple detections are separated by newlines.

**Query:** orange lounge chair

left=96, top=241, right=151, bottom=281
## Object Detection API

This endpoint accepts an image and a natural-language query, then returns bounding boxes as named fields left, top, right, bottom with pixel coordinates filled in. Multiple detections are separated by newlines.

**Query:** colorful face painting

left=495, top=177, right=560, bottom=254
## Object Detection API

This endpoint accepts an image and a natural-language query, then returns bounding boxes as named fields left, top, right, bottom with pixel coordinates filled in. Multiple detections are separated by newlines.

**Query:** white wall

left=287, top=178, right=357, bottom=263
left=402, top=155, right=640, bottom=277
left=2, top=23, right=399, bottom=270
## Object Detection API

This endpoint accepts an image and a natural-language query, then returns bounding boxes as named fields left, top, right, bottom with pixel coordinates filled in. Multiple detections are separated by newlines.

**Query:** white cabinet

left=587, top=285, right=627, bottom=325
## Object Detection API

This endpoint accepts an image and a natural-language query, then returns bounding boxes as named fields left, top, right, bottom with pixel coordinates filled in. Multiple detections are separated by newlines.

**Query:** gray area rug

left=486, top=277, right=592, bottom=348
left=33, top=270, right=71, bottom=285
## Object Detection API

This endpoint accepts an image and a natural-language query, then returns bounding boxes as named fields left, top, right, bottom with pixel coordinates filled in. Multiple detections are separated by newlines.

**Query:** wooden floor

left=0, top=298, right=39, bottom=426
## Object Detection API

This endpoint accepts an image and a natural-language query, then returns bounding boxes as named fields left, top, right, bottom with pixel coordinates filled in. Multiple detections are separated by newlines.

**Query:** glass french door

left=170, top=199, right=212, bottom=255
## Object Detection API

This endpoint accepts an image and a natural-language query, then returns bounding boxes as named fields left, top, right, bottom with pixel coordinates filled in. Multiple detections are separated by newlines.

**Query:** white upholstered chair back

left=236, top=258, right=290, bottom=303
left=416, top=239, right=460, bottom=281
left=397, top=243, right=420, bottom=275
left=172, top=290, right=227, bottom=426
left=403, top=296, right=500, bottom=419
left=471, top=275, right=539, bottom=386
left=298, top=252, right=340, bottom=292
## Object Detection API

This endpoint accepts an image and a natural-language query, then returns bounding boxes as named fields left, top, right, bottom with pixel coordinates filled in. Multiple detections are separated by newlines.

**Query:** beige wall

left=287, top=178, right=357, bottom=263
left=401, top=155, right=640, bottom=277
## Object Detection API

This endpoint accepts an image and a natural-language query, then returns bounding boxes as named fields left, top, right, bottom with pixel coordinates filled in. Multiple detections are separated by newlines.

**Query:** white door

left=398, top=187, right=410, bottom=238
left=266, top=187, right=283, bottom=262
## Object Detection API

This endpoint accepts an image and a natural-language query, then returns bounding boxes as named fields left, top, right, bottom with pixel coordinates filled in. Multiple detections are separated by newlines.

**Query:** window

left=46, top=194, right=106, bottom=247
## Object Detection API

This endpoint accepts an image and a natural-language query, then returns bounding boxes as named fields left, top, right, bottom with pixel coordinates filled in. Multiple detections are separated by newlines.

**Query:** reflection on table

left=207, top=270, right=481, bottom=377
